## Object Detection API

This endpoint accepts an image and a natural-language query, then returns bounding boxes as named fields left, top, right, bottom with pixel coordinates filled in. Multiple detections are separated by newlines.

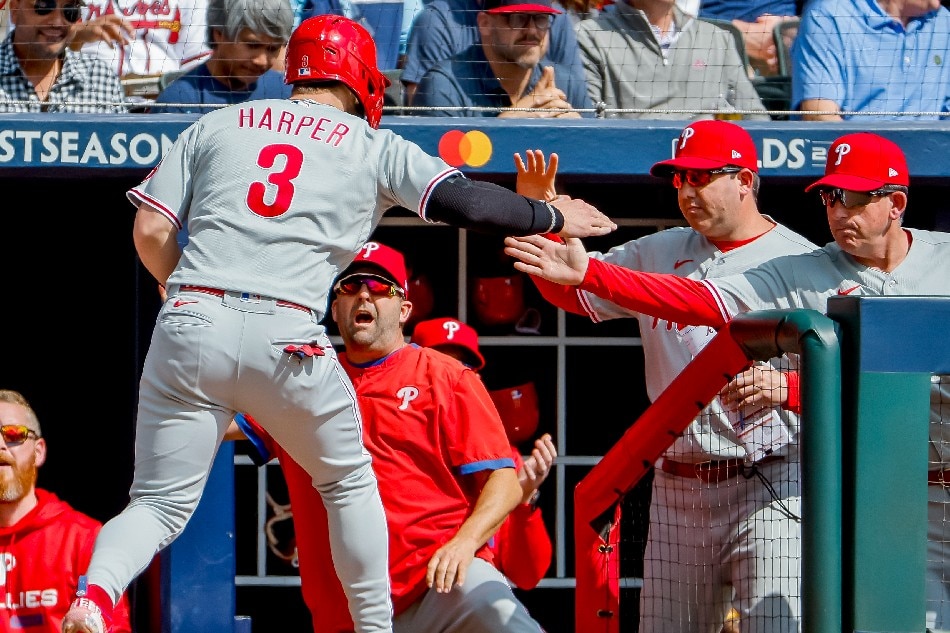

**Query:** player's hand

left=519, top=433, right=556, bottom=503
left=426, top=536, right=478, bottom=593
left=549, top=195, right=616, bottom=238
left=70, top=15, right=135, bottom=50
left=504, top=234, right=589, bottom=285
left=515, top=149, right=559, bottom=202
left=718, top=362, right=788, bottom=418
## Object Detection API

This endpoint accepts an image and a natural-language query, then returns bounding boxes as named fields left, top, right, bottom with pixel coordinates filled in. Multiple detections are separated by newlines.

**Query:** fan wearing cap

left=412, top=0, right=593, bottom=118
left=508, top=122, right=818, bottom=632
left=411, top=316, right=556, bottom=591
left=505, top=132, right=950, bottom=630
left=399, top=0, right=588, bottom=108
left=233, top=242, right=546, bottom=632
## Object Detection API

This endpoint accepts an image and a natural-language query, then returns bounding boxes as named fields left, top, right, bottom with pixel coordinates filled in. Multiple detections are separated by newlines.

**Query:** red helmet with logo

left=284, top=15, right=390, bottom=129
left=489, top=381, right=539, bottom=446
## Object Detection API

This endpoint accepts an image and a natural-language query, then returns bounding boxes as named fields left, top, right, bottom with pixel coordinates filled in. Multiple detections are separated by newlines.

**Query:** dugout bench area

left=1, top=114, right=949, bottom=633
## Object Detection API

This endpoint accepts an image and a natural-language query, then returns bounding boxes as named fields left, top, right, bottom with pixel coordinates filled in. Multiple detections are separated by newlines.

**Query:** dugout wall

left=2, top=114, right=948, bottom=633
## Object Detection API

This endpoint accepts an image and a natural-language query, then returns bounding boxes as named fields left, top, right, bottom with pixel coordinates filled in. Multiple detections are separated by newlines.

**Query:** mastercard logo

left=438, top=130, right=492, bottom=168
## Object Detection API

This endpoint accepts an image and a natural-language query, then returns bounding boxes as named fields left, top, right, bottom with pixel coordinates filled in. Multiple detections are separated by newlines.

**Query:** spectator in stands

left=151, top=0, right=292, bottom=113
left=410, top=316, right=556, bottom=590
left=233, top=242, right=545, bottom=632
left=400, top=0, right=587, bottom=107
left=0, top=390, right=133, bottom=633
left=413, top=0, right=592, bottom=117
left=0, top=0, right=128, bottom=112
left=72, top=0, right=211, bottom=83
left=792, top=0, right=950, bottom=120
left=575, top=0, right=771, bottom=120
left=698, top=1, right=803, bottom=76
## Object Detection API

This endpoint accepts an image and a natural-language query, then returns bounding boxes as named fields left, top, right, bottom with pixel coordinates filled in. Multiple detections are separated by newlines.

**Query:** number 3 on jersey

left=247, top=144, right=304, bottom=218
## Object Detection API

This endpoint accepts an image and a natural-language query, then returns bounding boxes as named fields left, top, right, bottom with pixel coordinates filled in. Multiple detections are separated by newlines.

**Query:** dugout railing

left=573, top=296, right=950, bottom=633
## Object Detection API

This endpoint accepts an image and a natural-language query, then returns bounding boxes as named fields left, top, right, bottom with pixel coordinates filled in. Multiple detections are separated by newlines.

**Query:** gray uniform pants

left=87, top=287, right=393, bottom=633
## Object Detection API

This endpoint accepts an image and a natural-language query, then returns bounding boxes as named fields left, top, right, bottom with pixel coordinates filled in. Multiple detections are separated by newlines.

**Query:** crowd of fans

left=1, top=0, right=947, bottom=118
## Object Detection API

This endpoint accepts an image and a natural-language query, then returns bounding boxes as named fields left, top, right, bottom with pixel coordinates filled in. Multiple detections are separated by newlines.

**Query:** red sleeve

left=530, top=275, right=588, bottom=315
left=784, top=370, right=801, bottom=414
left=580, top=257, right=728, bottom=327
left=493, top=503, right=553, bottom=590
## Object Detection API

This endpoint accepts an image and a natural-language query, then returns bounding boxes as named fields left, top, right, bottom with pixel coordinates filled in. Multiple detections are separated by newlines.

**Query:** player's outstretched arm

left=425, top=176, right=616, bottom=238
left=504, top=234, right=589, bottom=285
left=515, top=150, right=559, bottom=203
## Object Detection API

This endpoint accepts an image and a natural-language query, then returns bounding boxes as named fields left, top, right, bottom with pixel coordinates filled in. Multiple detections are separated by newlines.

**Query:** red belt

left=657, top=455, right=785, bottom=484
left=929, top=470, right=950, bottom=486
left=179, top=285, right=311, bottom=314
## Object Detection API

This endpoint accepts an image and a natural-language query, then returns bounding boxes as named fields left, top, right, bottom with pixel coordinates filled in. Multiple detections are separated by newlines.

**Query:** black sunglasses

left=503, top=13, right=553, bottom=30
left=32, top=0, right=83, bottom=23
left=818, top=186, right=906, bottom=209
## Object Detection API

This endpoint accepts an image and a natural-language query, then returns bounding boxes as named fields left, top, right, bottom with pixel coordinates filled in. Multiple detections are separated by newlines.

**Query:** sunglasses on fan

left=31, top=0, right=83, bottom=22
left=0, top=424, right=40, bottom=446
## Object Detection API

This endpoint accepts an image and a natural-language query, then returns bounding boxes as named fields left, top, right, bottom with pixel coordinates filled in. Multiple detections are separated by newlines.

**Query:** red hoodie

left=0, top=490, right=131, bottom=633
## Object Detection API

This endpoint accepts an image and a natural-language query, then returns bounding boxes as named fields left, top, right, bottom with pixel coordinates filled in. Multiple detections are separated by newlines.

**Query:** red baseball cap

left=483, top=0, right=561, bottom=14
left=650, top=120, right=758, bottom=177
left=338, top=241, right=409, bottom=296
left=804, top=133, right=909, bottom=193
left=411, top=317, right=486, bottom=371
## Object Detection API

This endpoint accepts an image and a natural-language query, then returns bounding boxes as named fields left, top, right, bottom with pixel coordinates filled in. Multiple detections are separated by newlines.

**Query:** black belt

left=179, top=285, right=311, bottom=313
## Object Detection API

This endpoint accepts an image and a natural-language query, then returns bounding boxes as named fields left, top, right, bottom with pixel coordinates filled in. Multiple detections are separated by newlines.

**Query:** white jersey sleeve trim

left=699, top=279, right=732, bottom=322
left=418, top=168, right=463, bottom=223
left=576, top=289, right=604, bottom=323
left=127, top=189, right=183, bottom=231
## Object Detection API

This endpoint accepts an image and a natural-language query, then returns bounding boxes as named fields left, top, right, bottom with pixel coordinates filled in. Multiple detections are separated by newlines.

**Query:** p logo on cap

left=651, top=119, right=758, bottom=177
left=805, top=133, right=909, bottom=193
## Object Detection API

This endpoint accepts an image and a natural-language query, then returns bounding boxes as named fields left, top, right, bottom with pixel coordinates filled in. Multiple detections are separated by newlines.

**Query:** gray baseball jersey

left=129, top=98, right=459, bottom=320
left=706, top=228, right=950, bottom=465
left=578, top=220, right=816, bottom=462
left=706, top=227, right=950, bottom=631
left=90, top=99, right=462, bottom=633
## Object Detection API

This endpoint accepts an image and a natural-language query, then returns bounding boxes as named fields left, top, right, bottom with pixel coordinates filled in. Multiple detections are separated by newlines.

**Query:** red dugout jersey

left=252, top=344, right=516, bottom=629
left=0, top=490, right=131, bottom=633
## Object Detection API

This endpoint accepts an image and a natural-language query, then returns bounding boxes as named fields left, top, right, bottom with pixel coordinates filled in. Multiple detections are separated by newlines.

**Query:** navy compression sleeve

left=425, top=175, right=565, bottom=235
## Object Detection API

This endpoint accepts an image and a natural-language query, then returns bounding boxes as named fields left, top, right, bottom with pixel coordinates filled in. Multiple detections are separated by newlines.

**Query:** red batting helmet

left=489, top=382, right=539, bottom=446
left=471, top=274, right=526, bottom=327
left=284, top=15, right=390, bottom=129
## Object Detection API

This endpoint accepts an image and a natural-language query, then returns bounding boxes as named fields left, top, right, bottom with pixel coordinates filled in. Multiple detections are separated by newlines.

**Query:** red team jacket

left=0, top=490, right=131, bottom=633
left=245, top=344, right=548, bottom=632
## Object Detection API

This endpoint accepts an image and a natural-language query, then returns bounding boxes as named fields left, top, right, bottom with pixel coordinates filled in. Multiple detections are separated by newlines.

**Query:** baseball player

left=505, top=132, right=950, bottom=631
left=233, top=242, right=545, bottom=632
left=61, top=14, right=614, bottom=633
left=410, top=316, right=555, bottom=591
left=511, top=121, right=818, bottom=633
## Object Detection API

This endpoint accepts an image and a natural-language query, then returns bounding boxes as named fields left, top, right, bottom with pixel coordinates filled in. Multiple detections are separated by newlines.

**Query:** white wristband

left=544, top=201, right=558, bottom=234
